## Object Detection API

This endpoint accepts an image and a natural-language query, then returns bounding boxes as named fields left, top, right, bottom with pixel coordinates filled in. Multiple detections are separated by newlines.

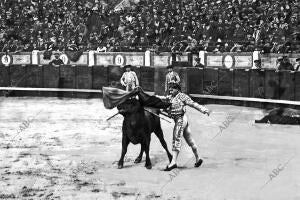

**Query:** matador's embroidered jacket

left=165, top=92, right=208, bottom=119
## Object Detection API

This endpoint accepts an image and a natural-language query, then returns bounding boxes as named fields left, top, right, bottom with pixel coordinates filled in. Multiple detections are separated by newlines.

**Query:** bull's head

left=117, top=98, right=142, bottom=116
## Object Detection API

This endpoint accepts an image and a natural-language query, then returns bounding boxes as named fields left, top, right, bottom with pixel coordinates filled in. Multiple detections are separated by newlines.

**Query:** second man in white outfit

left=120, top=65, right=139, bottom=91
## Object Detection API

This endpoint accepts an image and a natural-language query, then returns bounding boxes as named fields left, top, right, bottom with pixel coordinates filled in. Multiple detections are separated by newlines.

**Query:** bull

left=116, top=98, right=172, bottom=169
left=255, top=107, right=300, bottom=124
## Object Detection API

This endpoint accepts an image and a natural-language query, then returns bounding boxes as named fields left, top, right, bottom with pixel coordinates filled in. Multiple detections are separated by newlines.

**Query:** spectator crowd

left=0, top=0, right=299, bottom=53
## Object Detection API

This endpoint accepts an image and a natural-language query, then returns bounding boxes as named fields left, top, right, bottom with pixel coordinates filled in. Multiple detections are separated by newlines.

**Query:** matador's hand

left=204, top=110, right=210, bottom=116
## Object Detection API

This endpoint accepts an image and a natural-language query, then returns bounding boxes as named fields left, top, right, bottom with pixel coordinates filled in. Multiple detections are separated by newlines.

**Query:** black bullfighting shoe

left=194, top=159, right=203, bottom=168
left=164, top=164, right=178, bottom=171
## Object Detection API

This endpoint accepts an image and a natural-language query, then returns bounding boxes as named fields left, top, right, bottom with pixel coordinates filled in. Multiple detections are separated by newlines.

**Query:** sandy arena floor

left=0, top=97, right=299, bottom=200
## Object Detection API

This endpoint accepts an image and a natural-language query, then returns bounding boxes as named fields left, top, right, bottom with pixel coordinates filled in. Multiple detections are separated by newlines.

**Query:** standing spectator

left=0, top=36, right=5, bottom=51
left=278, top=56, right=294, bottom=71
left=49, top=53, right=64, bottom=67
left=252, top=59, right=262, bottom=69
left=294, top=58, right=300, bottom=72
left=194, top=57, right=204, bottom=68
left=120, top=65, right=139, bottom=91
left=276, top=57, right=284, bottom=68
left=165, top=65, right=180, bottom=95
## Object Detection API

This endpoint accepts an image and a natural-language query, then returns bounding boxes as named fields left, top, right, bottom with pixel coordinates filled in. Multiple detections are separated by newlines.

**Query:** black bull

left=117, top=98, right=172, bottom=169
left=255, top=107, right=300, bottom=124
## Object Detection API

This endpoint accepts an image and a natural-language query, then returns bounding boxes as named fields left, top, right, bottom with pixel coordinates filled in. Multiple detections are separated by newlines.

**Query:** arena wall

left=1, top=51, right=300, bottom=108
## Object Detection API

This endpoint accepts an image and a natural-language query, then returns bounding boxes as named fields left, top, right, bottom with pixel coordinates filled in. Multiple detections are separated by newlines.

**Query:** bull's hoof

left=145, top=165, right=152, bottom=170
left=118, top=163, right=123, bottom=169
left=194, top=159, right=203, bottom=168
left=134, top=157, right=142, bottom=163
left=118, top=164, right=123, bottom=169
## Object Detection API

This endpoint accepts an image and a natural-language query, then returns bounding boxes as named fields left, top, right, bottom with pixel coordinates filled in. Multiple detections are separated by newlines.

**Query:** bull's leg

left=134, top=144, right=144, bottom=163
left=144, top=140, right=152, bottom=169
left=154, top=128, right=172, bottom=162
left=118, top=136, right=130, bottom=169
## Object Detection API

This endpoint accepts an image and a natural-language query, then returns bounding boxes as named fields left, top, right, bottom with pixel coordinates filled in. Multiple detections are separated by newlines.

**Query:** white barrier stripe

left=0, top=87, right=102, bottom=93
left=190, top=94, right=300, bottom=106
left=1, top=87, right=299, bottom=105
left=0, top=87, right=155, bottom=95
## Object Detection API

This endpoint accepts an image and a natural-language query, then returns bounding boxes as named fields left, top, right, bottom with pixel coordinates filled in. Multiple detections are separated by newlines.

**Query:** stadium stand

left=0, top=0, right=299, bottom=53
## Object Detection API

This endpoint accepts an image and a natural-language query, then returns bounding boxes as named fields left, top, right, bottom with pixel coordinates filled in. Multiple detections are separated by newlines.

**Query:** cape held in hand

left=102, top=87, right=171, bottom=109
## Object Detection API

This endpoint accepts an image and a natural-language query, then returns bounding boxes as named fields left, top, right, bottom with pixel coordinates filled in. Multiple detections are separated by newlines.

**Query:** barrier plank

left=295, top=72, right=300, bottom=101
left=92, top=66, right=108, bottom=98
left=154, top=68, right=167, bottom=95
left=76, top=66, right=93, bottom=98
left=249, top=70, right=265, bottom=98
left=0, top=66, right=10, bottom=96
left=218, top=69, right=233, bottom=105
left=187, top=68, right=203, bottom=94
left=265, top=70, right=280, bottom=99
left=59, top=65, right=76, bottom=98
left=43, top=65, right=60, bottom=97
left=203, top=68, right=218, bottom=95
left=9, top=65, right=27, bottom=96
left=218, top=69, right=233, bottom=96
left=108, top=65, right=123, bottom=90
left=233, top=69, right=249, bottom=97
left=140, top=67, right=154, bottom=92
left=279, top=71, right=295, bottom=101
left=92, top=65, right=108, bottom=88
left=25, top=65, right=43, bottom=96
left=249, top=69, right=265, bottom=108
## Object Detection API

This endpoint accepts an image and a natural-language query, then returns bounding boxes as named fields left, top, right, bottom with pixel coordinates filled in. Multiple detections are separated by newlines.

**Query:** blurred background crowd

left=0, top=0, right=299, bottom=53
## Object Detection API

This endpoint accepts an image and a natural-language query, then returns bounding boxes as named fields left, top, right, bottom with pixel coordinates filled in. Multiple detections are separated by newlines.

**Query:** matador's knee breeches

left=172, top=115, right=197, bottom=151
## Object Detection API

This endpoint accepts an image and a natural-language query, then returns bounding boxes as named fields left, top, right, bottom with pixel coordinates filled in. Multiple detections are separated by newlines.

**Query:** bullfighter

left=120, top=65, right=139, bottom=91
left=157, top=82, right=210, bottom=171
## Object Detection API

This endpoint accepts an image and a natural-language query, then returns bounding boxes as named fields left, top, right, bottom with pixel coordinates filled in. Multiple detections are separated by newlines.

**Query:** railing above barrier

left=261, top=53, right=299, bottom=69
left=205, top=52, right=253, bottom=69
left=0, top=51, right=299, bottom=69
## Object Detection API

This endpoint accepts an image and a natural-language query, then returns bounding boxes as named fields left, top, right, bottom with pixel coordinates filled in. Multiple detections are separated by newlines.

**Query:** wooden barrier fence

left=1, top=65, right=300, bottom=108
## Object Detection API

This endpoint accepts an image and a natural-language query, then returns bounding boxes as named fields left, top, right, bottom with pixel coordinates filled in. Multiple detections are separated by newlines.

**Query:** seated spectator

left=0, top=0, right=299, bottom=52
left=97, top=45, right=107, bottom=52
left=23, top=43, right=34, bottom=52
left=222, top=43, right=231, bottom=52
left=230, top=43, right=243, bottom=52
left=0, top=36, right=5, bottom=52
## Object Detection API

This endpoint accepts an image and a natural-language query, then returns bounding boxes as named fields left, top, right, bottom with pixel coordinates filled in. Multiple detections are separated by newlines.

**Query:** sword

left=144, top=108, right=172, bottom=123
left=106, top=112, right=120, bottom=121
